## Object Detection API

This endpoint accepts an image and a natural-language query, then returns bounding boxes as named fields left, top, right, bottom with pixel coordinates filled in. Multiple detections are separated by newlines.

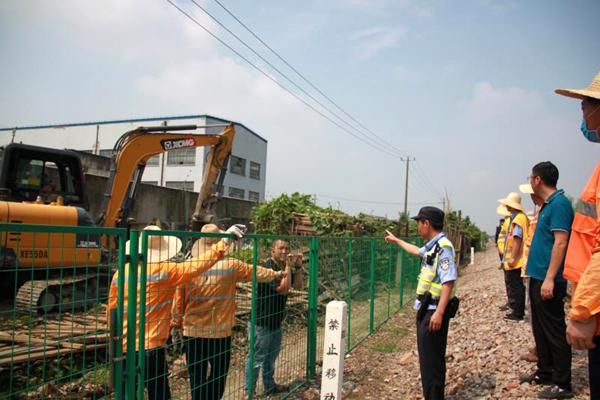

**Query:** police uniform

left=415, top=229, right=457, bottom=400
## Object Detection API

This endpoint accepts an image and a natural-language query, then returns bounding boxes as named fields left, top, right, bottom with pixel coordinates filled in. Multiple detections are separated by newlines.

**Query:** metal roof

left=0, top=114, right=268, bottom=143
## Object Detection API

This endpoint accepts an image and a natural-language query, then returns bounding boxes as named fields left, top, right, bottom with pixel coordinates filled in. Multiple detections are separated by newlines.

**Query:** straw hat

left=519, top=183, right=534, bottom=194
left=190, top=224, right=226, bottom=258
left=555, top=71, right=600, bottom=100
left=125, top=225, right=182, bottom=263
left=496, top=204, right=510, bottom=217
left=498, top=192, right=523, bottom=212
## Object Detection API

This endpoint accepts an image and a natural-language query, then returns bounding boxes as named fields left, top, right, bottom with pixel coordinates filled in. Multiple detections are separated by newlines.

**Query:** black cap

left=411, top=206, right=445, bottom=227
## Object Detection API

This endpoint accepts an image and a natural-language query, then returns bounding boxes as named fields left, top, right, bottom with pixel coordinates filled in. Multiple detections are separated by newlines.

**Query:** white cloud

left=350, top=26, right=408, bottom=60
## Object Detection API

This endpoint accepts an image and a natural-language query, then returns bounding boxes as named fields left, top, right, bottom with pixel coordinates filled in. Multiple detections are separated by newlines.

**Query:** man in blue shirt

left=385, top=207, right=457, bottom=400
left=520, top=161, right=574, bottom=399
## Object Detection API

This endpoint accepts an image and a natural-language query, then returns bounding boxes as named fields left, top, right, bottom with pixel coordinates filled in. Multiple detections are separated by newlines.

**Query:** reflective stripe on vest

left=575, top=199, right=597, bottom=219
left=189, top=294, right=235, bottom=302
left=416, top=236, right=453, bottom=299
left=203, top=269, right=235, bottom=277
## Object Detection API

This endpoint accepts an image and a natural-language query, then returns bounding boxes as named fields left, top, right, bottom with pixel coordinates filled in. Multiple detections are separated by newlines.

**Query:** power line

left=188, top=0, right=403, bottom=158
left=165, top=0, right=404, bottom=159
left=210, top=0, right=408, bottom=158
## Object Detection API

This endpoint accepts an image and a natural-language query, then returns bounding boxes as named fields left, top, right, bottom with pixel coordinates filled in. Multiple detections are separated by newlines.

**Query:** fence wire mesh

left=0, top=223, right=126, bottom=400
left=1, top=224, right=421, bottom=400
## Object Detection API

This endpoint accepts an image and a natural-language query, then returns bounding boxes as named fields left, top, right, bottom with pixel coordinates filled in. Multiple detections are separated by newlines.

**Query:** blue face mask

left=580, top=119, right=600, bottom=143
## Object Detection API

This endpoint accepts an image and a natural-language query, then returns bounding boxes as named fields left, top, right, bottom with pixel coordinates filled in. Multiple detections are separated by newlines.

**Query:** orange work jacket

left=171, top=259, right=280, bottom=338
left=564, top=163, right=600, bottom=283
left=108, top=240, right=229, bottom=351
left=567, top=163, right=600, bottom=335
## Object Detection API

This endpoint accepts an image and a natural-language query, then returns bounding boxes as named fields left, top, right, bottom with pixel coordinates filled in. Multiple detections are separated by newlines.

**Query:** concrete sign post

left=470, top=247, right=475, bottom=265
left=320, top=301, right=348, bottom=400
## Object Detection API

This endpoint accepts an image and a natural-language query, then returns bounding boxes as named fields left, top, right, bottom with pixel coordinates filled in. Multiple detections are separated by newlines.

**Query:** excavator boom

left=97, top=124, right=235, bottom=238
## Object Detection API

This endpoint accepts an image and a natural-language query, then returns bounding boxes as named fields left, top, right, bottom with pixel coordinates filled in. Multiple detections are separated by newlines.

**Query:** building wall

left=85, top=174, right=255, bottom=230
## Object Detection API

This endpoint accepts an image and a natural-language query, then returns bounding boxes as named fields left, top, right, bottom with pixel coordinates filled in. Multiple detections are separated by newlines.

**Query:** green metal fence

left=0, top=224, right=421, bottom=399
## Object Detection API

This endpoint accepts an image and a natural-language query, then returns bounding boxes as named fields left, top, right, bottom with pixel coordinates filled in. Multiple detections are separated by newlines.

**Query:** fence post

left=369, top=239, right=375, bottom=334
left=137, top=231, right=149, bottom=400
left=248, top=237, right=259, bottom=400
left=113, top=232, right=127, bottom=400
left=306, top=237, right=319, bottom=379
left=346, top=239, right=353, bottom=353
left=387, top=245, right=392, bottom=320
left=398, top=250, right=405, bottom=307
left=125, top=230, right=139, bottom=400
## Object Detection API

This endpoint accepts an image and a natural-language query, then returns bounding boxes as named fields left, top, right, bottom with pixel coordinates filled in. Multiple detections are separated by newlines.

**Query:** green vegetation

left=251, top=193, right=486, bottom=253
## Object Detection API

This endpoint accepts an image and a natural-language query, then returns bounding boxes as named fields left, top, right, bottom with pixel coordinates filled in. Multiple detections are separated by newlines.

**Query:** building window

left=249, top=161, right=261, bottom=180
left=230, top=155, right=246, bottom=176
left=166, top=181, right=194, bottom=191
left=143, top=181, right=159, bottom=186
left=167, top=148, right=196, bottom=166
left=146, top=155, right=160, bottom=166
left=228, top=186, right=245, bottom=199
left=248, top=191, right=260, bottom=202
left=99, top=149, right=113, bottom=158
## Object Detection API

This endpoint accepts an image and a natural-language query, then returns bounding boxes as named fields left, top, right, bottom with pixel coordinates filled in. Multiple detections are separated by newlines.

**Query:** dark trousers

left=505, top=269, right=525, bottom=317
left=142, top=348, right=171, bottom=400
left=529, top=278, right=571, bottom=389
left=417, top=310, right=451, bottom=400
left=185, top=336, right=232, bottom=400
left=590, top=336, right=600, bottom=400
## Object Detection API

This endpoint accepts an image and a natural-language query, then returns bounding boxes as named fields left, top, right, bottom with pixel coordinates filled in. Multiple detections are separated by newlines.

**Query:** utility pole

left=401, top=157, right=415, bottom=237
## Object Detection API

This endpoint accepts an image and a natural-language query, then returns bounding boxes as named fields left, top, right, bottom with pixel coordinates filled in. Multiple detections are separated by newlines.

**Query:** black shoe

left=537, top=385, right=573, bottom=399
left=265, top=384, right=289, bottom=395
left=519, top=372, right=553, bottom=385
left=504, top=313, right=524, bottom=321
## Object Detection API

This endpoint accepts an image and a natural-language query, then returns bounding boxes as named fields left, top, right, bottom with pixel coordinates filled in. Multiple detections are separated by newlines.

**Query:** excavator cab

left=0, top=143, right=87, bottom=208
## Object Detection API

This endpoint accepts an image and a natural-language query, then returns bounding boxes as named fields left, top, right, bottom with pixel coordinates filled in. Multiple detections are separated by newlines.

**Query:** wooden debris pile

left=290, top=212, right=317, bottom=236
left=0, top=307, right=109, bottom=367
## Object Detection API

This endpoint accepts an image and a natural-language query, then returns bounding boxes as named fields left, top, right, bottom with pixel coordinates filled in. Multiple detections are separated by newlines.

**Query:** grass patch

left=81, top=367, right=110, bottom=386
left=369, top=339, right=400, bottom=353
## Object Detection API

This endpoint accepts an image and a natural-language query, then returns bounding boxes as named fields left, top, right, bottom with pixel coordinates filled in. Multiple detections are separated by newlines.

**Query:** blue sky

left=1, top=0, right=598, bottom=233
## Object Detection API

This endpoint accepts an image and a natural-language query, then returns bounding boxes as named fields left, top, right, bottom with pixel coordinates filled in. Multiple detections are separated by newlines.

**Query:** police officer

left=385, top=206, right=457, bottom=400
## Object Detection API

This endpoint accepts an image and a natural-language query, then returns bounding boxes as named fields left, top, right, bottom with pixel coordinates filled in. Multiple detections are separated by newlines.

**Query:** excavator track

left=15, top=274, right=110, bottom=314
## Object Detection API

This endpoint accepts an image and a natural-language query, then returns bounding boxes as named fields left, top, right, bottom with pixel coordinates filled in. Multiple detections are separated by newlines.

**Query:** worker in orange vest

left=556, top=71, right=600, bottom=400
left=108, top=224, right=246, bottom=400
left=171, top=224, right=287, bottom=400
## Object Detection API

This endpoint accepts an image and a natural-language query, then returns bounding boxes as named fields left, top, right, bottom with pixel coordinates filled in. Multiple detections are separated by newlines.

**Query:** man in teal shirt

left=520, top=161, right=574, bottom=399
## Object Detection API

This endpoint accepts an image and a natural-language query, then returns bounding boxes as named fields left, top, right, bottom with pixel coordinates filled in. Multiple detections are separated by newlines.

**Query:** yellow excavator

left=0, top=124, right=235, bottom=313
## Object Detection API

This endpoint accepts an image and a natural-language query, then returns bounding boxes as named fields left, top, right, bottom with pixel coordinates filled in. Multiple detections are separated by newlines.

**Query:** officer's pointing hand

left=384, top=229, right=398, bottom=244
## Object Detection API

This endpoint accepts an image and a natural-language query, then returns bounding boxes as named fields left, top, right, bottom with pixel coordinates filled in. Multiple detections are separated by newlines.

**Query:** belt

left=416, top=295, right=439, bottom=305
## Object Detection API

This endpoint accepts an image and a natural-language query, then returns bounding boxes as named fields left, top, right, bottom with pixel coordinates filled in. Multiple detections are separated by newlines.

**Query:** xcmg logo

left=161, top=137, right=196, bottom=150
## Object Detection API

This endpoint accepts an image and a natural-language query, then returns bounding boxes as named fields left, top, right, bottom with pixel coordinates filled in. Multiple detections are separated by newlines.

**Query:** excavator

left=0, top=124, right=235, bottom=313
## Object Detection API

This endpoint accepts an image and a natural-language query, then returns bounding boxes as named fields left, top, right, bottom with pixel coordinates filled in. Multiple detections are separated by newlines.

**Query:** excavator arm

left=96, top=124, right=235, bottom=245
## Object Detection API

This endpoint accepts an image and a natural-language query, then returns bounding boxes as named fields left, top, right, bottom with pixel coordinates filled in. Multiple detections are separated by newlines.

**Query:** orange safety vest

left=107, top=241, right=228, bottom=351
left=521, top=208, right=539, bottom=277
left=171, top=259, right=279, bottom=338
left=564, top=163, right=600, bottom=283
left=502, top=211, right=529, bottom=271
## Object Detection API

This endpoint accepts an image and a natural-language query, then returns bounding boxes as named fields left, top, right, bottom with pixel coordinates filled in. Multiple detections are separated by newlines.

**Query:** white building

left=0, top=115, right=268, bottom=202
